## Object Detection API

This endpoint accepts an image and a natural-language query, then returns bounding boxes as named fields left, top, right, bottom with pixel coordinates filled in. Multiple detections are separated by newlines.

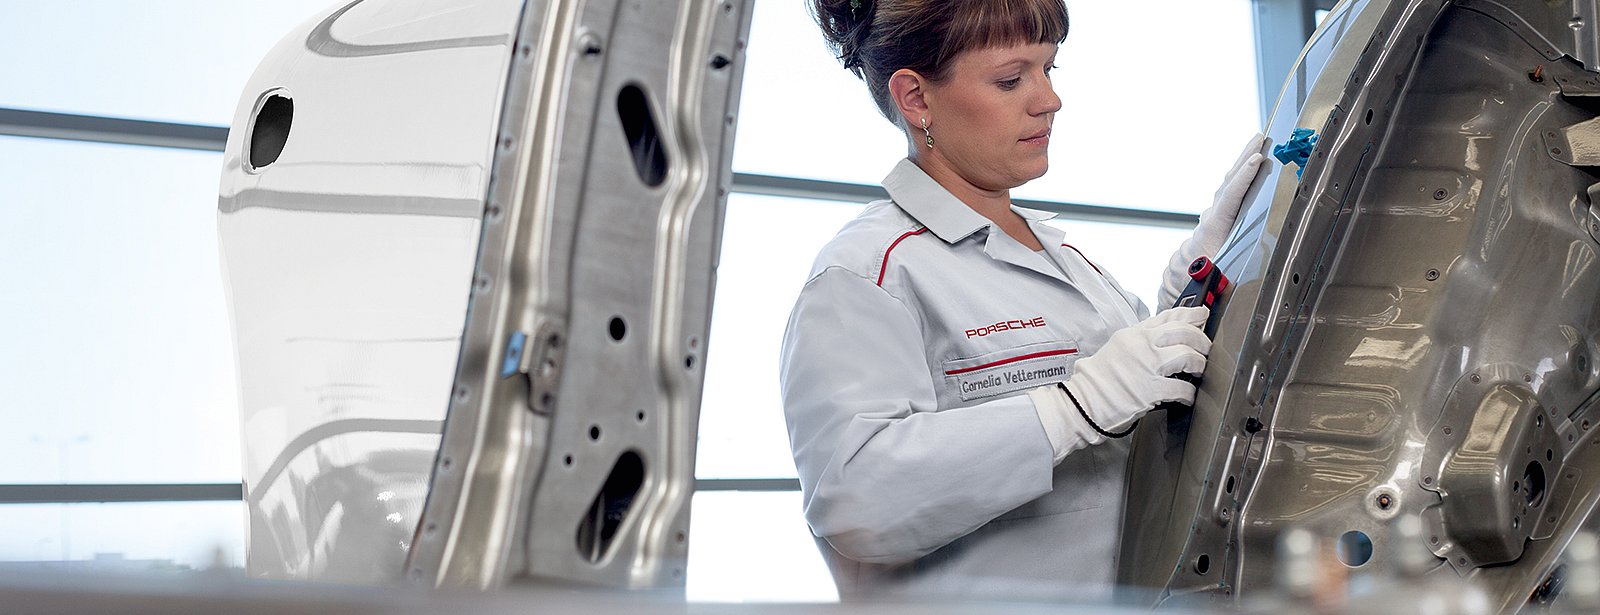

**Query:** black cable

left=1058, top=382, right=1136, bottom=439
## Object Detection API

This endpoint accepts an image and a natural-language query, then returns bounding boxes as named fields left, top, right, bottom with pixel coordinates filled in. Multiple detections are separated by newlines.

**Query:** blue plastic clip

left=1272, top=128, right=1319, bottom=179
left=500, top=331, right=527, bottom=378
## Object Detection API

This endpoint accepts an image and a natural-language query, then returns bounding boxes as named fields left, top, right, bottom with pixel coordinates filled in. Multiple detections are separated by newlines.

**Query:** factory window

left=0, top=0, right=1266, bottom=603
left=0, top=502, right=243, bottom=570
left=0, top=137, right=242, bottom=486
left=732, top=0, right=1261, bottom=214
left=687, top=491, right=838, bottom=602
left=697, top=194, right=861, bottom=480
left=0, top=1, right=334, bottom=125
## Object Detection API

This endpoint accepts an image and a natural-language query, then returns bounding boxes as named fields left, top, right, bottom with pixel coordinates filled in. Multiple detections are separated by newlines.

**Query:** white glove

left=1159, top=134, right=1268, bottom=308
left=1028, top=306, right=1212, bottom=463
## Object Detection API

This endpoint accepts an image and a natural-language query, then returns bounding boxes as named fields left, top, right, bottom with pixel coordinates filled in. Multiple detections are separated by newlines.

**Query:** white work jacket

left=779, top=159, right=1152, bottom=600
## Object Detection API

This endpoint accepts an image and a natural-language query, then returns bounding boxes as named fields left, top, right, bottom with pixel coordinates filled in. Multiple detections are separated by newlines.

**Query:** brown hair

left=810, top=0, right=1070, bottom=127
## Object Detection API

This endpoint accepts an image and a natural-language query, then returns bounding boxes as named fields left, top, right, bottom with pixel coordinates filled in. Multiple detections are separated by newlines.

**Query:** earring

left=921, top=117, right=935, bottom=148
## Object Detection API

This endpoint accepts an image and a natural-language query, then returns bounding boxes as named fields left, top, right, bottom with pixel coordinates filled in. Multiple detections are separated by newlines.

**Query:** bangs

left=831, top=0, right=1072, bottom=124
left=941, top=0, right=1069, bottom=63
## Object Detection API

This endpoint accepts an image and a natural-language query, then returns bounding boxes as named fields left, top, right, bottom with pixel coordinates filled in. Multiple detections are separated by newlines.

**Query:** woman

left=778, top=0, right=1267, bottom=600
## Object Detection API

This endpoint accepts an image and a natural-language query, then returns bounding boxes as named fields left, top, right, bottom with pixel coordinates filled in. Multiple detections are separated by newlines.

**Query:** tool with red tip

left=1173, top=256, right=1229, bottom=336
left=1152, top=256, right=1231, bottom=418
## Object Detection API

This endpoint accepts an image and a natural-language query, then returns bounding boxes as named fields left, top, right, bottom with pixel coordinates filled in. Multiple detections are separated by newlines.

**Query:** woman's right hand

left=1029, top=306, right=1211, bottom=462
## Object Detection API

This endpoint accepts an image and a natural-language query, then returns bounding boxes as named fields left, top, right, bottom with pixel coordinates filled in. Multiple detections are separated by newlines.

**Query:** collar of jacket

left=880, top=158, right=1057, bottom=245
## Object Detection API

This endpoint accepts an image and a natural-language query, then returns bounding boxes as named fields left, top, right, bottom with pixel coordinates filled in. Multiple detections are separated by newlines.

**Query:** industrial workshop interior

left=10, top=0, right=1600, bottom=612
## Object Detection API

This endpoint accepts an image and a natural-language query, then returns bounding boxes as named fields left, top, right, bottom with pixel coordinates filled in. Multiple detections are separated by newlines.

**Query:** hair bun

left=809, top=0, right=1069, bottom=125
left=810, top=0, right=873, bottom=72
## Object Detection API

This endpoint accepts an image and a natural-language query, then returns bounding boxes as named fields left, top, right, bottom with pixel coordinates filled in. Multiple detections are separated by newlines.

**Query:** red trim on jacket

left=943, top=348, right=1079, bottom=376
left=877, top=227, right=930, bottom=286
left=1060, top=243, right=1104, bottom=276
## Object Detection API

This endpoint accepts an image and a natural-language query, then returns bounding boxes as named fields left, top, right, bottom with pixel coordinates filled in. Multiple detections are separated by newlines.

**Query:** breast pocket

left=940, top=339, right=1079, bottom=403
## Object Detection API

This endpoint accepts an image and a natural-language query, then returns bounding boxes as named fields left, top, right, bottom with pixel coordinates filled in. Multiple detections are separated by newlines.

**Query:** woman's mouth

left=1021, top=129, right=1050, bottom=146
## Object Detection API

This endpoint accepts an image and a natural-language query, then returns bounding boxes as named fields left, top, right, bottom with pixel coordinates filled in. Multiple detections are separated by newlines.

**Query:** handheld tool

left=1154, top=256, right=1229, bottom=415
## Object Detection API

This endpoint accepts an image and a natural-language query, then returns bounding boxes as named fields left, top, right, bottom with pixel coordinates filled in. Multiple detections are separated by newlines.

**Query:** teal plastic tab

left=500, top=331, right=527, bottom=378
left=1272, top=128, right=1319, bottom=179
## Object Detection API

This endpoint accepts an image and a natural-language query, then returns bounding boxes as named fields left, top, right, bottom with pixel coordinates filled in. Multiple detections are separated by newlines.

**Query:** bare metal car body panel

left=1120, top=1, right=1600, bottom=611
left=220, top=0, right=752, bottom=590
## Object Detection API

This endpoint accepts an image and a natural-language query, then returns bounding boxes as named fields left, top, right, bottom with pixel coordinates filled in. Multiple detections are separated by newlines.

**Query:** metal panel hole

left=617, top=84, right=668, bottom=187
left=589, top=425, right=602, bottom=441
left=1193, top=554, right=1210, bottom=575
left=1225, top=476, right=1235, bottom=494
left=575, top=451, right=646, bottom=564
left=248, top=91, right=293, bottom=169
left=1524, top=461, right=1547, bottom=507
left=609, top=316, right=627, bottom=341
left=1336, top=531, right=1373, bottom=567
left=636, top=410, right=646, bottom=423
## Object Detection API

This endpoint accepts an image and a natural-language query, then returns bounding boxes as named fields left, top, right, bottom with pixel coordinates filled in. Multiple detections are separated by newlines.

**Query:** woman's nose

left=1034, top=81, right=1062, bottom=116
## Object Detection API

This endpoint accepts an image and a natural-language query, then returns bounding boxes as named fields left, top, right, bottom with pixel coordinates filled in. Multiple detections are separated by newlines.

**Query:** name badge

left=942, top=341, right=1078, bottom=402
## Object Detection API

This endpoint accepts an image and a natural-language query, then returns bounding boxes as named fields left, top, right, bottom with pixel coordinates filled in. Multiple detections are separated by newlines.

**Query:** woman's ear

left=888, top=68, right=930, bottom=128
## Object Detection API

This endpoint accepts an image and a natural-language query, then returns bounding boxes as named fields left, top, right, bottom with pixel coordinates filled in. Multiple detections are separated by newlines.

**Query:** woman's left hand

left=1157, top=133, right=1267, bottom=309
left=1193, top=132, right=1268, bottom=255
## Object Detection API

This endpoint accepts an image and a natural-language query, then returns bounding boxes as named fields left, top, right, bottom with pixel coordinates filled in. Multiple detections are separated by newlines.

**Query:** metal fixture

left=1120, top=2, right=1600, bottom=612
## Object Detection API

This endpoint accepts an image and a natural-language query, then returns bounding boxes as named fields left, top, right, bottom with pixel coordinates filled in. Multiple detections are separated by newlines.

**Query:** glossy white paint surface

left=218, top=0, right=525, bottom=583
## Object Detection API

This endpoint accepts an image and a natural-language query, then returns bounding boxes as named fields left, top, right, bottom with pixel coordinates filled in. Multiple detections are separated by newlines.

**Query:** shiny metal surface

left=222, top=0, right=753, bottom=592
left=1119, top=0, right=1387, bottom=598
left=1121, top=1, right=1600, bottom=612
left=218, top=0, right=526, bottom=584
left=402, top=0, right=753, bottom=590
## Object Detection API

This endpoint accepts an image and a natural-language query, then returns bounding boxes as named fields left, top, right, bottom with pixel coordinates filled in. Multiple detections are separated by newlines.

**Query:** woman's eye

left=1045, top=63, right=1059, bottom=76
left=998, top=77, right=1021, bottom=90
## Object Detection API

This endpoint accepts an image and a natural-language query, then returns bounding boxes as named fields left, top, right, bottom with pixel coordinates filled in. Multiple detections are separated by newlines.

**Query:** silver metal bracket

left=1543, top=117, right=1600, bottom=166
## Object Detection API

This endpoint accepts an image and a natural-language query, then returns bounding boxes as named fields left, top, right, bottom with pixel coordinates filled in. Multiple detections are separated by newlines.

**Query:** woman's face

left=921, top=42, right=1062, bottom=191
